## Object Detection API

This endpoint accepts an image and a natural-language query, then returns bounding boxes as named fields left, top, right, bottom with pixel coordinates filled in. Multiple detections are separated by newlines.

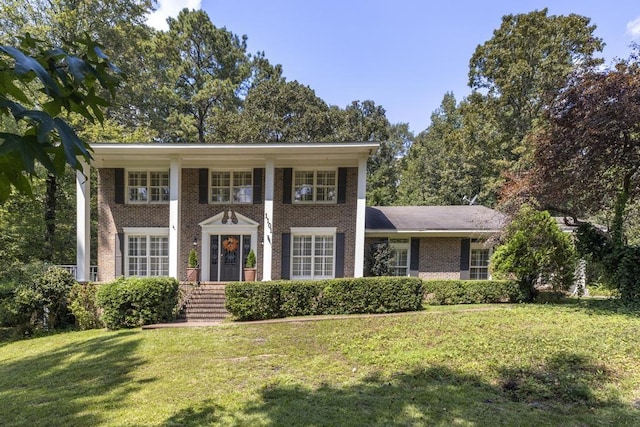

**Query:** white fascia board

left=365, top=229, right=502, bottom=238
left=90, top=142, right=380, bottom=168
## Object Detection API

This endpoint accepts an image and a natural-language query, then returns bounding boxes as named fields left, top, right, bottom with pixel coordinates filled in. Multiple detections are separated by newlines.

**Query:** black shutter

left=335, top=233, right=345, bottom=278
left=114, top=168, right=125, bottom=204
left=198, top=168, right=208, bottom=204
left=337, top=167, right=347, bottom=204
left=253, top=168, right=263, bottom=204
left=283, top=168, right=292, bottom=204
left=281, top=233, right=291, bottom=279
left=410, top=238, right=420, bottom=271
left=115, top=232, right=124, bottom=277
left=460, top=238, right=471, bottom=271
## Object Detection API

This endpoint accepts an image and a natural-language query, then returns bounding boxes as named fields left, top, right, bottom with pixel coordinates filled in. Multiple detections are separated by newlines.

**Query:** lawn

left=1, top=302, right=640, bottom=426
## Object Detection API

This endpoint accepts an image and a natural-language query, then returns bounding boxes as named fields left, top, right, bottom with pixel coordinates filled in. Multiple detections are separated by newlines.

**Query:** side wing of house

left=76, top=142, right=377, bottom=283
left=364, top=206, right=506, bottom=280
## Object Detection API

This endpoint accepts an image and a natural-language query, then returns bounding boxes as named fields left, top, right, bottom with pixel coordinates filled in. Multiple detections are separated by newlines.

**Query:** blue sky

left=148, top=1, right=640, bottom=134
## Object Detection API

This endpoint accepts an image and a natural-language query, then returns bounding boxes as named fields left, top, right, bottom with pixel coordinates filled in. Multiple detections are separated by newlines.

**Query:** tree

left=237, top=79, right=332, bottom=142
left=516, top=50, right=640, bottom=303
left=469, top=9, right=603, bottom=169
left=0, top=34, right=120, bottom=202
left=153, top=8, right=251, bottom=142
left=491, top=206, right=576, bottom=301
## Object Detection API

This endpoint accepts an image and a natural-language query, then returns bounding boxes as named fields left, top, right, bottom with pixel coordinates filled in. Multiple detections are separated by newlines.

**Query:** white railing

left=56, top=265, right=99, bottom=282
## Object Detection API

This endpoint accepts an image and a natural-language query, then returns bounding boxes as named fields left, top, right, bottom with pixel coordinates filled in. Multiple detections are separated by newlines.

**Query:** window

left=389, top=238, right=409, bottom=276
left=211, top=171, right=253, bottom=203
left=125, top=229, right=169, bottom=277
left=127, top=170, right=169, bottom=203
left=294, top=170, right=336, bottom=203
left=470, top=246, right=491, bottom=280
left=291, top=229, right=335, bottom=279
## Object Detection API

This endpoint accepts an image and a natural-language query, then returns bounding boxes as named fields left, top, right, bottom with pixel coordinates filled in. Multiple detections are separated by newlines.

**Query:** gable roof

left=365, top=205, right=506, bottom=237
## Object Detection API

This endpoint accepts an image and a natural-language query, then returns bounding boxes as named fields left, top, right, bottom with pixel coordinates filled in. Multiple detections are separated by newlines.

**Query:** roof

left=89, top=142, right=379, bottom=168
left=365, top=205, right=507, bottom=236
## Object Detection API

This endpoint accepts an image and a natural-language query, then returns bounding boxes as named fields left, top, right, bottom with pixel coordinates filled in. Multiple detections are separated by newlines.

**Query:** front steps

left=179, top=283, right=229, bottom=322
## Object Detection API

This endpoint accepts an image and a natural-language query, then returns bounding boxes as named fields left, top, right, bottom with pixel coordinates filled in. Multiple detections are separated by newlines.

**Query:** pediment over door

left=199, top=211, right=260, bottom=230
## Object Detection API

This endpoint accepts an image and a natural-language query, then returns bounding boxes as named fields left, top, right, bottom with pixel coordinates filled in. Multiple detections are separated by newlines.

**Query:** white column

left=262, top=158, right=275, bottom=281
left=76, top=162, right=91, bottom=282
left=354, top=156, right=367, bottom=277
left=169, top=157, right=181, bottom=279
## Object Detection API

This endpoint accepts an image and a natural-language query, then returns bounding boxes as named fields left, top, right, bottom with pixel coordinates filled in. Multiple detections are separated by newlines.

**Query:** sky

left=148, top=1, right=640, bottom=134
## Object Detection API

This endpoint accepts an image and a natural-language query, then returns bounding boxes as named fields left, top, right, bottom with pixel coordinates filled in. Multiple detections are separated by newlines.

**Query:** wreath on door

left=222, top=236, right=239, bottom=253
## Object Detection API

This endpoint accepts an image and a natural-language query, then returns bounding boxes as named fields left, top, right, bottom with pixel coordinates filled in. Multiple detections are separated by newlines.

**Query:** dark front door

left=220, top=235, right=241, bottom=281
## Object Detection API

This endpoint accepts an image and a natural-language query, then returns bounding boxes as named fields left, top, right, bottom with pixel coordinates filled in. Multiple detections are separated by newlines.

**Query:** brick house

left=74, top=142, right=505, bottom=283
left=75, top=142, right=373, bottom=283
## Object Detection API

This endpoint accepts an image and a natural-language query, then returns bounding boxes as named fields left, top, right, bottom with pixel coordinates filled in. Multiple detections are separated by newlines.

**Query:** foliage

left=0, top=265, right=76, bottom=332
left=469, top=8, right=603, bottom=164
left=95, top=276, right=179, bottom=329
left=68, top=282, right=103, bottom=329
left=423, top=280, right=527, bottom=305
left=365, top=241, right=392, bottom=276
left=0, top=34, right=120, bottom=202
left=491, top=206, right=577, bottom=300
left=225, top=277, right=424, bottom=321
left=244, top=249, right=256, bottom=268
left=187, top=248, right=198, bottom=268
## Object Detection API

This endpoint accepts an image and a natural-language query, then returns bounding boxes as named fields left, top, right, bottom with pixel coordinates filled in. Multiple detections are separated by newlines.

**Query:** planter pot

left=244, top=268, right=257, bottom=282
left=186, top=267, right=200, bottom=282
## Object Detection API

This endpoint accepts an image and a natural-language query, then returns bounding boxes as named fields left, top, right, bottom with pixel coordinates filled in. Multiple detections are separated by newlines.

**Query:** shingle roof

left=365, top=205, right=507, bottom=232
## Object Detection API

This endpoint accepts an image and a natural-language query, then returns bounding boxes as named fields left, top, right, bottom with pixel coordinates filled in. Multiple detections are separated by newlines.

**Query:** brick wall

left=419, top=237, right=462, bottom=280
left=97, top=167, right=358, bottom=282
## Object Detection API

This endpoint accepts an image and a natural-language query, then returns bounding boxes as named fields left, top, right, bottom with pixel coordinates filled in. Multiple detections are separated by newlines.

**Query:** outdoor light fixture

left=193, top=237, right=198, bottom=246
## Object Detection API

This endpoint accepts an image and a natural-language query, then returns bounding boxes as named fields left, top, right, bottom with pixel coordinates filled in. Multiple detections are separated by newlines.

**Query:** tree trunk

left=44, top=173, right=57, bottom=262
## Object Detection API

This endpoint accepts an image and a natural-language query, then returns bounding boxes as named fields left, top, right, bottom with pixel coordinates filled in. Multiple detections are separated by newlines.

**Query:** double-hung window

left=470, top=243, right=491, bottom=280
left=389, top=238, right=410, bottom=276
left=291, top=228, right=335, bottom=279
left=211, top=170, right=253, bottom=203
left=127, top=170, right=169, bottom=203
left=294, top=170, right=336, bottom=203
left=125, top=228, right=169, bottom=277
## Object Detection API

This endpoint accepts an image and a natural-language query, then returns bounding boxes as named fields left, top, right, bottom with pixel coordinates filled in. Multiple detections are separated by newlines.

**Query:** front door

left=220, top=235, right=241, bottom=281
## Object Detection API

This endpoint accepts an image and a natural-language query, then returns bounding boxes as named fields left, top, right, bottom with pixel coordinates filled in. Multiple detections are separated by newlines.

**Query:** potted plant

left=244, top=249, right=257, bottom=281
left=186, top=248, right=200, bottom=282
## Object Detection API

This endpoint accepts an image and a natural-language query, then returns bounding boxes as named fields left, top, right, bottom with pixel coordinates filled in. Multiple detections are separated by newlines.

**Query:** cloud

left=626, top=16, right=640, bottom=38
left=147, top=0, right=202, bottom=31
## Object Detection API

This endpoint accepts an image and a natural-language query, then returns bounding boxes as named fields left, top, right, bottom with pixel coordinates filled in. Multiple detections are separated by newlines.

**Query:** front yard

left=1, top=301, right=639, bottom=426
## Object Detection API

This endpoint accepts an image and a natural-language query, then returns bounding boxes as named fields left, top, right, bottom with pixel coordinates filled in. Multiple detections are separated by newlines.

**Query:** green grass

left=1, top=302, right=640, bottom=426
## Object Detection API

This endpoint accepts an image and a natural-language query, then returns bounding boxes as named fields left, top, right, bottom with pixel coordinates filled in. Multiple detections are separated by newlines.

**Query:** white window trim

left=123, top=227, right=170, bottom=277
left=470, top=242, right=492, bottom=280
left=290, top=227, right=337, bottom=280
left=292, top=168, right=338, bottom=205
left=126, top=169, right=170, bottom=205
left=209, top=169, right=253, bottom=204
left=389, top=238, right=410, bottom=277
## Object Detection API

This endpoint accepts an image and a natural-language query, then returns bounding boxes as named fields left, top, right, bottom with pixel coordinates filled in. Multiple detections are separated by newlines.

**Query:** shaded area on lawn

left=0, top=331, right=147, bottom=427
left=162, top=355, right=638, bottom=426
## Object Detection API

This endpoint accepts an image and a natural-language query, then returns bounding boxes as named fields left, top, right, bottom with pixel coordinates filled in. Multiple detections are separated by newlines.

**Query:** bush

left=423, top=280, right=527, bottom=305
left=225, top=277, right=424, bottom=321
left=68, top=283, right=103, bottom=330
left=0, top=266, right=76, bottom=332
left=96, top=277, right=179, bottom=329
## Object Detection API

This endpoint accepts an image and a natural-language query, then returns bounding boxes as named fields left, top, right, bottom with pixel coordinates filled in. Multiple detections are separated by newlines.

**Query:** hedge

left=96, top=277, right=179, bottom=329
left=225, top=277, right=424, bottom=321
left=423, top=279, right=527, bottom=305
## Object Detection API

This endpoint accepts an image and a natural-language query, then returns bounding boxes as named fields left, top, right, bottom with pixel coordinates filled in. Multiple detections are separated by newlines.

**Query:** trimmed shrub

left=423, top=280, right=526, bottom=305
left=225, top=277, right=424, bottom=321
left=96, top=277, right=179, bottom=329
left=68, top=282, right=103, bottom=330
